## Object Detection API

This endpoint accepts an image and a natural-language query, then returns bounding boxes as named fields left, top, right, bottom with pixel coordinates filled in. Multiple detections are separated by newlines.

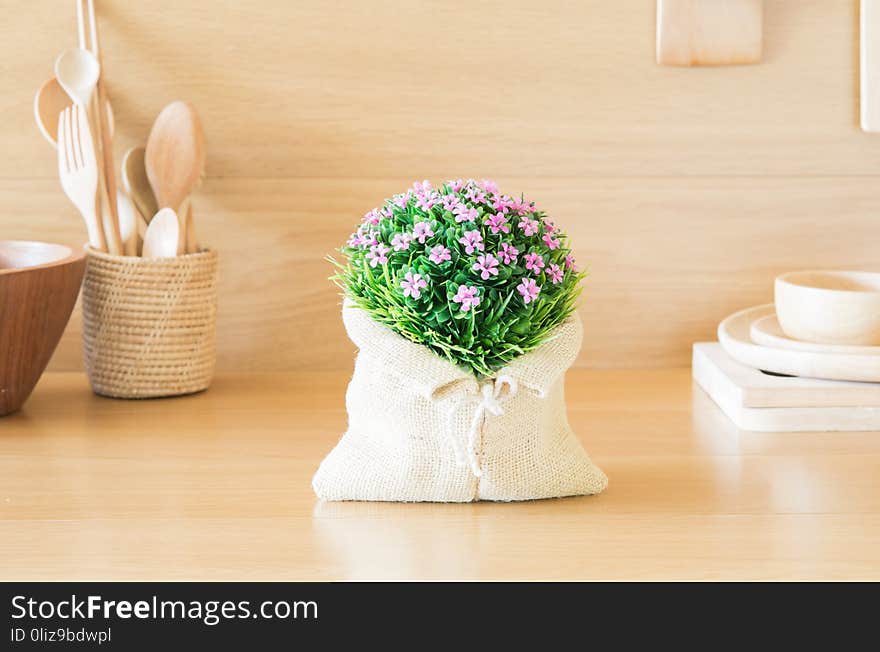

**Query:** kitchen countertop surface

left=2, top=370, right=878, bottom=581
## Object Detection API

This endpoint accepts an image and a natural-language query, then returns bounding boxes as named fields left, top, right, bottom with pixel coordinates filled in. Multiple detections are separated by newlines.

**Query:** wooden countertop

left=2, top=370, right=878, bottom=581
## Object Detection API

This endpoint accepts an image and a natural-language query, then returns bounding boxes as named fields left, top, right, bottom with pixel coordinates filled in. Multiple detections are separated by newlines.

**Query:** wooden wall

left=2, top=1, right=878, bottom=371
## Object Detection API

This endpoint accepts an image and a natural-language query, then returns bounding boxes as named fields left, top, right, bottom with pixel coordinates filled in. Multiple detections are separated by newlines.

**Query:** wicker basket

left=81, top=247, right=218, bottom=399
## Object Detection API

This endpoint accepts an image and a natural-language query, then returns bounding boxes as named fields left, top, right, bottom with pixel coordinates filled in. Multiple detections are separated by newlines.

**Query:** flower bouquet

left=312, top=179, right=607, bottom=502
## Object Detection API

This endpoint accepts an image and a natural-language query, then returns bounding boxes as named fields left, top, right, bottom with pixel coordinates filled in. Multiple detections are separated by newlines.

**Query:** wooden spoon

left=142, top=208, right=179, bottom=259
left=54, top=48, right=99, bottom=107
left=33, top=78, right=70, bottom=148
left=34, top=77, right=115, bottom=148
left=145, top=101, right=206, bottom=254
left=121, top=146, right=158, bottom=224
left=116, top=189, right=146, bottom=256
left=35, top=0, right=93, bottom=148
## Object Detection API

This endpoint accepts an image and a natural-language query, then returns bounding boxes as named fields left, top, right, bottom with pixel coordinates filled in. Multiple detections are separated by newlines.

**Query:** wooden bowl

left=775, top=271, right=880, bottom=346
left=0, top=241, right=85, bottom=416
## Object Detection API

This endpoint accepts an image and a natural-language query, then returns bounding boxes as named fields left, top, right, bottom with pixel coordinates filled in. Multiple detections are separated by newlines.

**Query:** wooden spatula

left=657, top=0, right=763, bottom=67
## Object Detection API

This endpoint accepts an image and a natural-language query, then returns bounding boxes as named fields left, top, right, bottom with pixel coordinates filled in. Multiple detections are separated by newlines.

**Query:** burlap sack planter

left=313, top=300, right=608, bottom=502
left=81, top=247, right=218, bottom=399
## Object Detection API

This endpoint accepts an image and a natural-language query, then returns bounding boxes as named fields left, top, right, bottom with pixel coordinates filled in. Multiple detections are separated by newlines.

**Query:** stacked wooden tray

left=693, top=343, right=880, bottom=432
left=694, top=298, right=880, bottom=432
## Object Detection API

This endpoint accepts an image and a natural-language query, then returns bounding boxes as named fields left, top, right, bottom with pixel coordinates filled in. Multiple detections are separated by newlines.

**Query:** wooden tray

left=693, top=343, right=880, bottom=432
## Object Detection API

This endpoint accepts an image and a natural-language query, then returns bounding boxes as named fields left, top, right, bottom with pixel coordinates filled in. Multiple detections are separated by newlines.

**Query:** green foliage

left=332, top=179, right=585, bottom=378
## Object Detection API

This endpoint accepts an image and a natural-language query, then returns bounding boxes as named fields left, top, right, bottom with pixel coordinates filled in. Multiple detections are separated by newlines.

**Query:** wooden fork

left=58, top=104, right=105, bottom=251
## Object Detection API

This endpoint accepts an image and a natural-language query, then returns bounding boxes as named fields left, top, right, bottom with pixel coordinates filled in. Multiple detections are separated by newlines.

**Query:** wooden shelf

left=2, top=370, right=878, bottom=581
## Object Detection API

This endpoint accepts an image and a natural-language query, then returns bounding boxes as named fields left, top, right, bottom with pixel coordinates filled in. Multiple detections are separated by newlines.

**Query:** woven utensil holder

left=82, top=247, right=218, bottom=399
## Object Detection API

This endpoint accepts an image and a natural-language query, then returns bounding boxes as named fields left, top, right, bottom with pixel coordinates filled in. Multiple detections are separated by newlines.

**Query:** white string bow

left=446, top=375, right=518, bottom=477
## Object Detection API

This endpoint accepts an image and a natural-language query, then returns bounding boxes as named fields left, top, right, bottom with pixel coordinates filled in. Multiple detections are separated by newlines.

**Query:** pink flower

left=363, top=208, right=382, bottom=225
left=447, top=179, right=465, bottom=192
left=453, top=204, right=478, bottom=223
left=366, top=243, right=390, bottom=267
left=441, top=194, right=462, bottom=212
left=498, top=242, right=519, bottom=264
left=524, top=252, right=545, bottom=274
left=416, top=192, right=440, bottom=211
left=511, top=198, right=535, bottom=215
left=412, top=221, right=435, bottom=243
left=393, top=192, right=411, bottom=208
left=564, top=254, right=578, bottom=272
left=542, top=233, right=560, bottom=250
left=519, top=218, right=539, bottom=237
left=458, top=230, right=484, bottom=254
left=547, top=263, right=564, bottom=284
left=465, top=186, right=486, bottom=204
left=400, top=272, right=428, bottom=299
left=491, top=195, right=511, bottom=213
left=517, top=277, right=541, bottom=304
left=484, top=213, right=510, bottom=234
left=412, top=179, right=433, bottom=195
left=429, top=244, right=452, bottom=264
left=452, top=285, right=481, bottom=312
left=391, top=232, right=412, bottom=251
left=348, top=225, right=379, bottom=247
left=472, top=253, right=500, bottom=280
left=349, top=227, right=379, bottom=248
left=544, top=219, right=556, bottom=234
left=479, top=179, right=499, bottom=194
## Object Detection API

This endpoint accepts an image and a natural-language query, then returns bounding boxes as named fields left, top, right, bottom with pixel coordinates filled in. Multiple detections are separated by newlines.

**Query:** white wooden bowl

left=750, top=314, right=880, bottom=356
left=775, top=271, right=880, bottom=346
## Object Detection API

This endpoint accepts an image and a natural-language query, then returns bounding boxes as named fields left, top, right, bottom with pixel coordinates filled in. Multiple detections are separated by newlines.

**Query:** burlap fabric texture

left=313, top=300, right=608, bottom=502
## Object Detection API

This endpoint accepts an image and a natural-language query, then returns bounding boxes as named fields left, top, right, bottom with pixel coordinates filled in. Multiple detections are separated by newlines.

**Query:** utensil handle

left=85, top=0, right=123, bottom=254
left=86, top=0, right=99, bottom=57
left=176, top=198, right=190, bottom=255
left=85, top=207, right=106, bottom=251
left=94, top=83, right=123, bottom=254
left=184, top=201, right=198, bottom=254
left=76, top=0, right=87, bottom=50
left=77, top=0, right=113, bottom=252
left=124, top=234, right=137, bottom=256
left=863, top=0, right=880, bottom=131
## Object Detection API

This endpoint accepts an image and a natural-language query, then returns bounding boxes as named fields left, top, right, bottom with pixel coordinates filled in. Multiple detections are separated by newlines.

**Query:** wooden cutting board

left=693, top=343, right=880, bottom=432
left=862, top=0, right=880, bottom=131
left=657, top=0, right=763, bottom=66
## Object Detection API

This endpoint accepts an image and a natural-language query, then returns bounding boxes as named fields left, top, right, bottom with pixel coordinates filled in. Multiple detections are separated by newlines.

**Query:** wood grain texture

left=4, top=176, right=879, bottom=371
left=2, top=1, right=879, bottom=371
left=1, top=370, right=878, bottom=580
left=2, top=0, right=878, bottom=178
left=0, top=244, right=84, bottom=415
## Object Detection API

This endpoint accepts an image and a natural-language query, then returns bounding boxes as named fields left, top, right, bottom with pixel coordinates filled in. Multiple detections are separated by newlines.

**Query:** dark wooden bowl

left=0, top=241, right=85, bottom=416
